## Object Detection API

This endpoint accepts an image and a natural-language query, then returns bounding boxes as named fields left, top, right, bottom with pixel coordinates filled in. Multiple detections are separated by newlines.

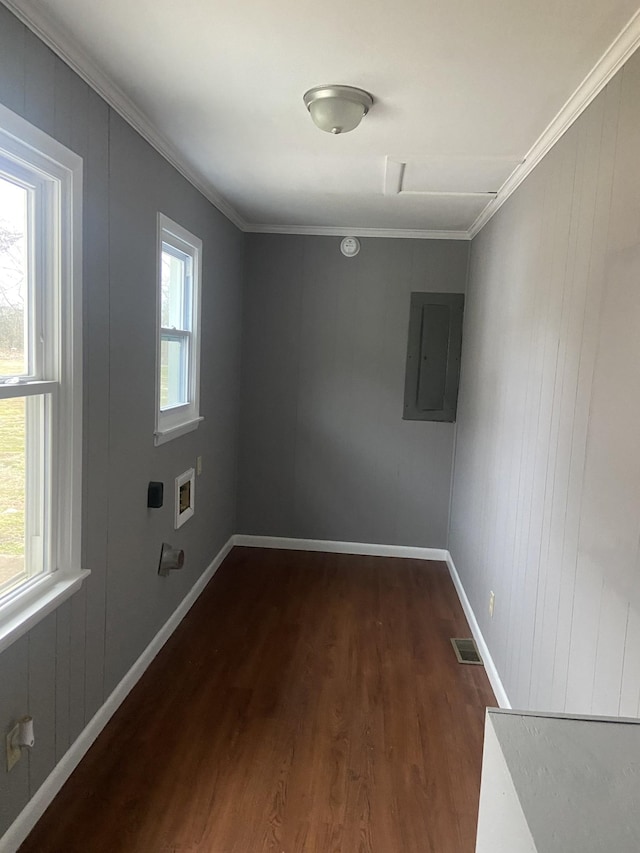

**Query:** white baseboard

left=2, top=536, right=234, bottom=853
left=3, top=534, right=508, bottom=851
left=445, top=552, right=511, bottom=709
left=235, top=534, right=508, bottom=708
left=233, top=534, right=448, bottom=562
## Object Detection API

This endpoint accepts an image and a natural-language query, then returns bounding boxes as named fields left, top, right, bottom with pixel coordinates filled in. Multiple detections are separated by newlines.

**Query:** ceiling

left=7, top=0, right=640, bottom=237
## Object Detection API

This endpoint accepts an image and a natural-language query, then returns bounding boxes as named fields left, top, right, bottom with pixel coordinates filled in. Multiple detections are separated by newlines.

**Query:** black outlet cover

left=147, top=481, right=164, bottom=508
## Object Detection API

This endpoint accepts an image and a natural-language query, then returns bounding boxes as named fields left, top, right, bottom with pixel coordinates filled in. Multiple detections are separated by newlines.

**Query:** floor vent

left=450, top=637, right=483, bottom=665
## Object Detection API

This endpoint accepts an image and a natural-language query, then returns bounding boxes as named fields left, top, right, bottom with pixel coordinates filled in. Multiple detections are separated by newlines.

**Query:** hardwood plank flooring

left=21, top=548, right=496, bottom=852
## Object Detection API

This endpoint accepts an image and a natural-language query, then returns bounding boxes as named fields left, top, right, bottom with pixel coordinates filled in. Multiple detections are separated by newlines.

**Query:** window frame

left=0, top=102, right=87, bottom=654
left=154, top=213, right=203, bottom=446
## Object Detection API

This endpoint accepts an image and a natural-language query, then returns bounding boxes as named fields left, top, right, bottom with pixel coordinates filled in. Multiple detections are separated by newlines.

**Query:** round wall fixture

left=340, top=236, right=360, bottom=257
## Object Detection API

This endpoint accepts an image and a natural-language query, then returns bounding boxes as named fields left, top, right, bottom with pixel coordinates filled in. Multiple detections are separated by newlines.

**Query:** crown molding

left=1, top=0, right=465, bottom=241
left=468, top=7, right=640, bottom=238
left=5, top=1, right=640, bottom=243
left=244, top=223, right=472, bottom=240
left=1, top=0, right=248, bottom=232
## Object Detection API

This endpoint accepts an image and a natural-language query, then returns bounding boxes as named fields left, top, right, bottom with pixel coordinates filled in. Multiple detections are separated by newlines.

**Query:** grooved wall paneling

left=0, top=4, right=244, bottom=837
left=239, top=236, right=469, bottom=548
left=450, top=50, right=640, bottom=715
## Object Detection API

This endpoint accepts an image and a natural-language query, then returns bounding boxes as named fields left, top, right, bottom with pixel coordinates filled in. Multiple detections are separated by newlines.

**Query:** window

left=0, top=104, right=86, bottom=652
left=155, top=214, right=202, bottom=445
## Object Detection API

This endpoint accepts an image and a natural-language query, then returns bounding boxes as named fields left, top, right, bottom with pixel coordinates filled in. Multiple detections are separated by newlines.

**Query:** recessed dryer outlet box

left=175, top=468, right=195, bottom=529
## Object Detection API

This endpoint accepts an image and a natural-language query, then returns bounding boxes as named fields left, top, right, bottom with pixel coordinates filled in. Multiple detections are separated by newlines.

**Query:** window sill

left=154, top=415, right=203, bottom=446
left=0, top=569, right=91, bottom=654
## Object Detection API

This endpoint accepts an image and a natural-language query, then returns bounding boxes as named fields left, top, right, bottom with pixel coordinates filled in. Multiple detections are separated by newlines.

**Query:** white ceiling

left=9, top=0, right=640, bottom=236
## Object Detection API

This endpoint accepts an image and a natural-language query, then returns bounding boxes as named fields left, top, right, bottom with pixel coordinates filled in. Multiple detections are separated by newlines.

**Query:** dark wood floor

left=21, top=547, right=496, bottom=853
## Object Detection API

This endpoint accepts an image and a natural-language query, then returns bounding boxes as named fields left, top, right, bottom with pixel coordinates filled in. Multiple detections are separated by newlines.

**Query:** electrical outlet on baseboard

left=489, top=590, right=495, bottom=619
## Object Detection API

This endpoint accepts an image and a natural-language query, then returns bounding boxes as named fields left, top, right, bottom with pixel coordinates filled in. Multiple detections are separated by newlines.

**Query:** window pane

left=160, top=334, right=189, bottom=409
left=0, top=395, right=45, bottom=595
left=161, top=244, right=191, bottom=330
left=0, top=175, right=29, bottom=377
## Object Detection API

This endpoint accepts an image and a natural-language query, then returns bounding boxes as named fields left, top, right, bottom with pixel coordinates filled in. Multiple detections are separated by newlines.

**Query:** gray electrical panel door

left=403, top=292, right=464, bottom=422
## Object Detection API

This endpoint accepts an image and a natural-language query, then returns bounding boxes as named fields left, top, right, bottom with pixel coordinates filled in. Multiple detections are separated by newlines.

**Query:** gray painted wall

left=0, top=6, right=244, bottom=836
left=238, top=234, right=469, bottom=547
left=6, top=0, right=640, bottom=840
left=450, top=48, right=640, bottom=715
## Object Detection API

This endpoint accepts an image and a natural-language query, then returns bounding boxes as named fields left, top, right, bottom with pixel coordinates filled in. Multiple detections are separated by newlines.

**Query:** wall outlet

left=489, top=591, right=495, bottom=619
left=6, top=724, right=21, bottom=772
left=196, top=456, right=202, bottom=476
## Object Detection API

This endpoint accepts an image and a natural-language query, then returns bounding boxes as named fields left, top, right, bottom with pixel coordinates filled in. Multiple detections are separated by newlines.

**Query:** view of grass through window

left=0, top=173, right=28, bottom=591
left=0, top=393, right=25, bottom=588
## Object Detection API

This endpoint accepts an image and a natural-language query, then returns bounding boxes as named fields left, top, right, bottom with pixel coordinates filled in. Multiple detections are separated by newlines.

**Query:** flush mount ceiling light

left=303, top=85, right=373, bottom=135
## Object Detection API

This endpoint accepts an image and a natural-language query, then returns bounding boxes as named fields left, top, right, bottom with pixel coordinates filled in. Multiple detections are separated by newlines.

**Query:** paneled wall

left=450, top=50, right=640, bottom=715
left=0, top=6, right=244, bottom=836
left=239, top=235, right=469, bottom=548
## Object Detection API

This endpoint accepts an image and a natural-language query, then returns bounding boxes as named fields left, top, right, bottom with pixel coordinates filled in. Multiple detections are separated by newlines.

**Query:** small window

left=155, top=214, right=202, bottom=445
left=0, top=103, right=86, bottom=652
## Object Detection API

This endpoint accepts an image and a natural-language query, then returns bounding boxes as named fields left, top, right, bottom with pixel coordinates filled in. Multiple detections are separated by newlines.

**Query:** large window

left=155, top=214, right=202, bottom=445
left=0, top=103, right=85, bottom=652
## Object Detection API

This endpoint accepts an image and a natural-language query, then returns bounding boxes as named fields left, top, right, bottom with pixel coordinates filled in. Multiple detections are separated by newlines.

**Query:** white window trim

left=0, top=102, right=88, bottom=654
left=154, top=213, right=203, bottom=446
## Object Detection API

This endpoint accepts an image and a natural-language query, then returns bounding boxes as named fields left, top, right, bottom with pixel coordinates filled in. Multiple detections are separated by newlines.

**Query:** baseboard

left=1, top=536, right=235, bottom=853
left=235, top=535, right=509, bottom=708
left=3, top=534, right=507, bottom=850
left=445, top=552, right=511, bottom=709
left=233, top=534, right=448, bottom=562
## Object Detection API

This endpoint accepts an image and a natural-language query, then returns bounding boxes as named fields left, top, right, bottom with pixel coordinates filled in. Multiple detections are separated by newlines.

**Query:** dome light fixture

left=303, top=85, right=373, bottom=135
